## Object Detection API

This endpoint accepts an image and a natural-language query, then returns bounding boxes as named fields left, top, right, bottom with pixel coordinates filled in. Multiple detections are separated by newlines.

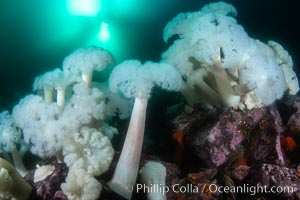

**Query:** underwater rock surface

left=173, top=106, right=267, bottom=167
left=166, top=97, right=300, bottom=199
left=250, top=164, right=300, bottom=198
left=24, top=160, right=68, bottom=200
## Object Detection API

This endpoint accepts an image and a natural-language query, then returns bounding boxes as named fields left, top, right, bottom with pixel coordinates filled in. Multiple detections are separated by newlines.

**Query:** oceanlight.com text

left=208, top=184, right=296, bottom=196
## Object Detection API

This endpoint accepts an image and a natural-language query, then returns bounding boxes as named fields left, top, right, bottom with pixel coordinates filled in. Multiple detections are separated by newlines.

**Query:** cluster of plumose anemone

left=0, top=1, right=299, bottom=200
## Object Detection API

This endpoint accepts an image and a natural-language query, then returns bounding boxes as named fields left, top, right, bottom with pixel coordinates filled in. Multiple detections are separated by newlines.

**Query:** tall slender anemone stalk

left=108, top=60, right=182, bottom=199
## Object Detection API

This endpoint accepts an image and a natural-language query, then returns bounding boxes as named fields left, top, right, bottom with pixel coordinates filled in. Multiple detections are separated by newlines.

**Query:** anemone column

left=108, top=96, right=148, bottom=199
